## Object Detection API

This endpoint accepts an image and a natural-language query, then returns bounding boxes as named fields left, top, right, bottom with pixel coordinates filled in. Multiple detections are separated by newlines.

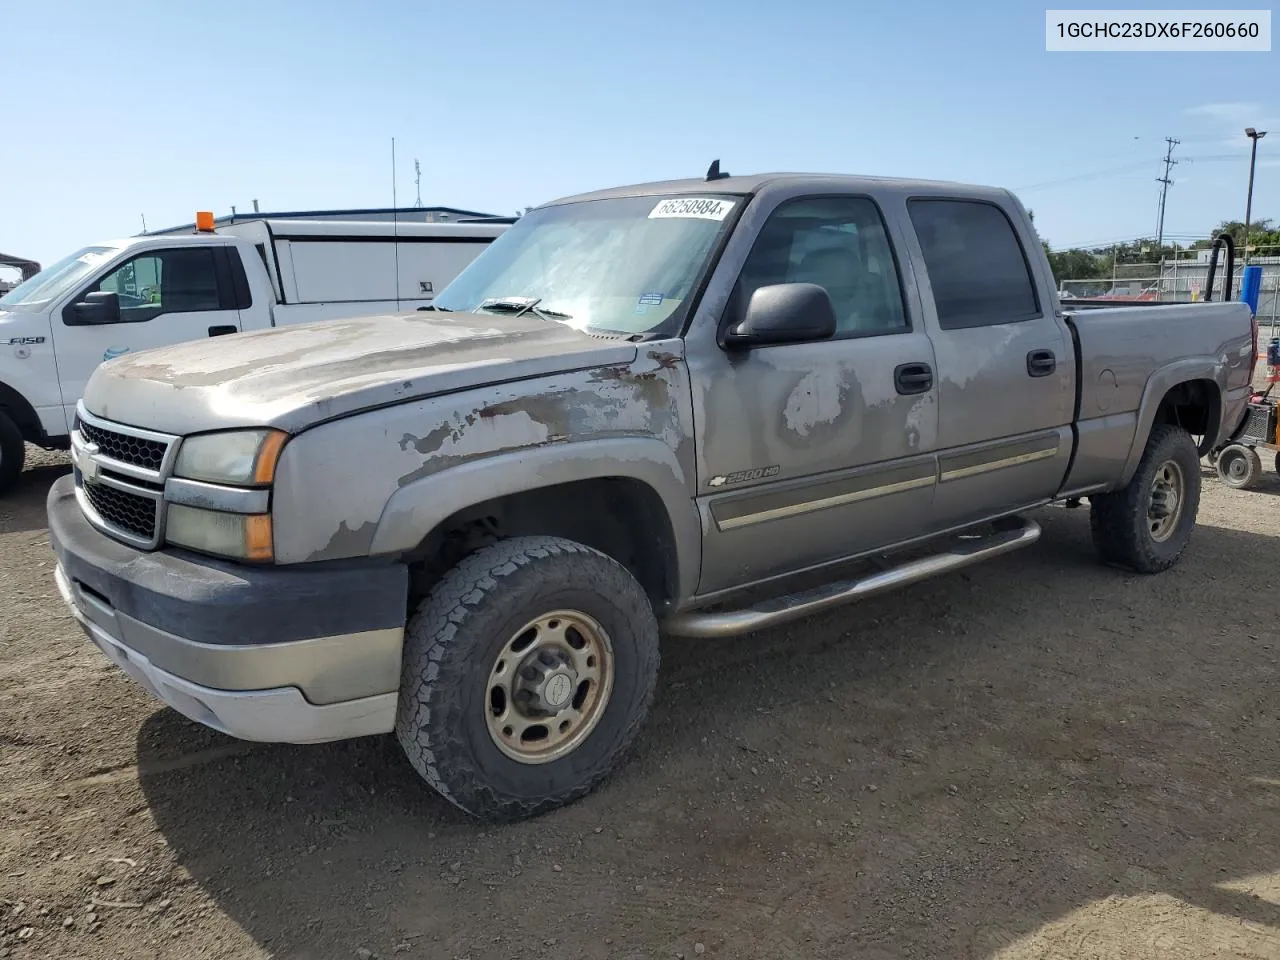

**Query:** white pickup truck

left=0, top=216, right=508, bottom=492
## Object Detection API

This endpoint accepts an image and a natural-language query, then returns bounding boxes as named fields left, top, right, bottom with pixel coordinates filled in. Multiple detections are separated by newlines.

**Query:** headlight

left=173, top=429, right=288, bottom=486
left=166, top=504, right=273, bottom=561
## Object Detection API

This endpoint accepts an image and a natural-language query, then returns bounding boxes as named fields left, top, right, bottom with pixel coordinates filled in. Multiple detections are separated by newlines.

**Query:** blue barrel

left=1241, top=264, right=1263, bottom=315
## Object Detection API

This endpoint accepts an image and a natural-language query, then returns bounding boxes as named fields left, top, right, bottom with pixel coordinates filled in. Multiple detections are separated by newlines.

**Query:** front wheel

left=395, top=535, right=660, bottom=822
left=1090, top=424, right=1201, bottom=574
left=1216, top=443, right=1263, bottom=490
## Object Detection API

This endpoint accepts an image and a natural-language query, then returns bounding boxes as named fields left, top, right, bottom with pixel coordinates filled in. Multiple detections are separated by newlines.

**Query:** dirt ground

left=4, top=445, right=1280, bottom=960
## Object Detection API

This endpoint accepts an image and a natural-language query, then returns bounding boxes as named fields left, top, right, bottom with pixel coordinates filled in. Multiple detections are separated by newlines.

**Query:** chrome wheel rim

left=485, top=610, right=614, bottom=764
left=1148, top=459, right=1185, bottom=542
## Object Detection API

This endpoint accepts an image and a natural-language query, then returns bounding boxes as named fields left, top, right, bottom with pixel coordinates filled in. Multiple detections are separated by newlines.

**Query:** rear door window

left=907, top=199, right=1040, bottom=329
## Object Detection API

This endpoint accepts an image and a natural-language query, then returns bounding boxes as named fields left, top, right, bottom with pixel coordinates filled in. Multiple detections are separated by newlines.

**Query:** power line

left=1014, top=152, right=1247, bottom=195
left=1054, top=233, right=1204, bottom=250
left=1013, top=160, right=1154, bottom=192
left=1155, top=137, right=1180, bottom=246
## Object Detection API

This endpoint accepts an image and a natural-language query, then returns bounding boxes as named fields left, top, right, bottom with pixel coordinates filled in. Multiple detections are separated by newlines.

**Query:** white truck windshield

left=0, top=246, right=116, bottom=310
left=433, top=194, right=740, bottom=336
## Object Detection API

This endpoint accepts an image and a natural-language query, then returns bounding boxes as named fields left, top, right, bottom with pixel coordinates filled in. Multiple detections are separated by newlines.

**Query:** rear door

left=903, top=196, right=1074, bottom=529
left=54, top=245, right=244, bottom=420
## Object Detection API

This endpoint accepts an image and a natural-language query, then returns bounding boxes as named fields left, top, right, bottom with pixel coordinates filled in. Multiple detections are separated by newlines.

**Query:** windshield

left=433, top=194, right=741, bottom=336
left=0, top=246, right=116, bottom=310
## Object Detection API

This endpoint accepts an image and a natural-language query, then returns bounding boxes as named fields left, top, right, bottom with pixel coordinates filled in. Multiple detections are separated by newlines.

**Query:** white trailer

left=0, top=214, right=509, bottom=490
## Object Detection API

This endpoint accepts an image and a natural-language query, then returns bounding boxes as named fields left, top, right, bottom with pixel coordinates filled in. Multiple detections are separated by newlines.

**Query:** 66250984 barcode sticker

left=648, top=198, right=736, bottom=221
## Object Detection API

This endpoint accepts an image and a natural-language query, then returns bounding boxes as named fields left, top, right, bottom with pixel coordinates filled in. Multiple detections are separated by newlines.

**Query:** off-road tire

left=1090, top=423, right=1200, bottom=574
left=395, top=535, right=660, bottom=822
left=0, top=412, right=25, bottom=496
left=1216, top=443, right=1263, bottom=490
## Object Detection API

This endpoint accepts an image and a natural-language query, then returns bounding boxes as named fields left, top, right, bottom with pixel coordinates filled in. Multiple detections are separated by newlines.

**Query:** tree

left=1193, top=219, right=1276, bottom=250
left=1034, top=215, right=1276, bottom=284
left=1042, top=242, right=1107, bottom=284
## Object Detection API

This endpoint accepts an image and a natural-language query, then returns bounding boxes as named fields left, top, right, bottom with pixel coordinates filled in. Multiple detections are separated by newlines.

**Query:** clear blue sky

left=3, top=0, right=1277, bottom=268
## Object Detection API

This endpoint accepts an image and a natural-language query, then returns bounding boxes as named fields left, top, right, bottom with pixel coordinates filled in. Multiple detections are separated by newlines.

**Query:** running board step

left=663, top=517, right=1041, bottom=638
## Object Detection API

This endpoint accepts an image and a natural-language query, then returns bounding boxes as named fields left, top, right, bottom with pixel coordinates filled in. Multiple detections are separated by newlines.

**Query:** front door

left=904, top=197, right=1074, bottom=530
left=53, top=246, right=243, bottom=422
left=687, top=194, right=940, bottom=596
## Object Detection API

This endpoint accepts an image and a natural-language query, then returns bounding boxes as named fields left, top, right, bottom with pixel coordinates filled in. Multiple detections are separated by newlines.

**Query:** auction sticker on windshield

left=648, top=198, right=736, bottom=221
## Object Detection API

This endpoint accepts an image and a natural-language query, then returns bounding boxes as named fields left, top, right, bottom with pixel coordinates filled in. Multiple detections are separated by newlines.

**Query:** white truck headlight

left=173, top=429, right=288, bottom=486
left=166, top=504, right=274, bottom=561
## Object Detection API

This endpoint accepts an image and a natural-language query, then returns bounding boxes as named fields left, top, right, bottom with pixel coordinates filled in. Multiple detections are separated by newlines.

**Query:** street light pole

left=1244, top=127, right=1268, bottom=266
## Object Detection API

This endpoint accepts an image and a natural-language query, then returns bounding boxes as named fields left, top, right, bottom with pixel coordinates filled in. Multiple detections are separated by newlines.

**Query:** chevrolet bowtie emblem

left=81, top=442, right=101, bottom=482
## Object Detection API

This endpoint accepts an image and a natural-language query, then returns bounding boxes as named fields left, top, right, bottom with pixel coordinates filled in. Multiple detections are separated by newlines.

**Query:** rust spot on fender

left=309, top=519, right=379, bottom=562
left=647, top=349, right=681, bottom=371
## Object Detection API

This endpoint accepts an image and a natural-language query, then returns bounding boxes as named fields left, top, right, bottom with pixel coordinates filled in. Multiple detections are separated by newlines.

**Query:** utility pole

left=1155, top=137, right=1179, bottom=247
left=1244, top=127, right=1268, bottom=266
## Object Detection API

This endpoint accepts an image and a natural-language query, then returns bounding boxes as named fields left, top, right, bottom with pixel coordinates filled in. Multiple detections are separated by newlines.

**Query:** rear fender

left=1119, top=358, right=1224, bottom=487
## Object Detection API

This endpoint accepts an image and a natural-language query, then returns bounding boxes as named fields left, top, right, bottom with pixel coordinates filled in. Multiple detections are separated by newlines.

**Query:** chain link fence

left=1059, top=248, right=1280, bottom=338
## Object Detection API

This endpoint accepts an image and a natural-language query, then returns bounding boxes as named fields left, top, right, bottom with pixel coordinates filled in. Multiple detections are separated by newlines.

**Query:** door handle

left=1026, top=349, right=1056, bottom=377
left=894, top=362, right=934, bottom=396
left=208, top=325, right=237, bottom=337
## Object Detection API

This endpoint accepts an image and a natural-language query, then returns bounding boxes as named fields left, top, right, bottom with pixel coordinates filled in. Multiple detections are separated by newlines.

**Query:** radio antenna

left=392, top=137, right=401, bottom=309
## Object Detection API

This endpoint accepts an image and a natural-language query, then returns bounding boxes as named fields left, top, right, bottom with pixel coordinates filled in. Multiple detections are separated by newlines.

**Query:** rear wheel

left=1215, top=443, right=1263, bottom=490
left=395, top=535, right=660, bottom=822
left=1090, top=424, right=1200, bottom=574
left=0, top=412, right=25, bottom=496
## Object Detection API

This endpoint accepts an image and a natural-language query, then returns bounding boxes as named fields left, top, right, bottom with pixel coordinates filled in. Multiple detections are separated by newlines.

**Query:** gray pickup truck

left=48, top=171, right=1257, bottom=821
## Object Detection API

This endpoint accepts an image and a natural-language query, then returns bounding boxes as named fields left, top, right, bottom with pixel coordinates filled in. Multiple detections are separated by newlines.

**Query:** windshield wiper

left=475, top=296, right=572, bottom=323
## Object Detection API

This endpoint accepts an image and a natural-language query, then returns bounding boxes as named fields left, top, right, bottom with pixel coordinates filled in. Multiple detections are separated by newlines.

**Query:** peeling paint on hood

left=81, top=311, right=638, bottom=434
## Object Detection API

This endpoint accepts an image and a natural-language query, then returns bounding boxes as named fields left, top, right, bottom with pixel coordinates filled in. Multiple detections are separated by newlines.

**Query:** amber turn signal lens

left=244, top=515, right=274, bottom=562
left=252, top=430, right=289, bottom=485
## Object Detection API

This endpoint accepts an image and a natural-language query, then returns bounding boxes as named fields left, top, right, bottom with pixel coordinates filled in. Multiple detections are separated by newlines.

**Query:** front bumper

left=47, top=475, right=408, bottom=744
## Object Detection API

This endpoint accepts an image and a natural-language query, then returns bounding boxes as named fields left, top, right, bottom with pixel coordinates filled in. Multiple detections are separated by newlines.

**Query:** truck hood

left=0, top=309, right=53, bottom=357
left=0, top=307, right=50, bottom=335
left=81, top=311, right=639, bottom=435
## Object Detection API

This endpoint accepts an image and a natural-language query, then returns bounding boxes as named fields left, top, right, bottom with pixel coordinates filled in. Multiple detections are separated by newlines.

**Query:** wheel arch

left=0, top=378, right=47, bottom=444
left=1119, top=361, right=1224, bottom=487
left=371, top=437, right=701, bottom=610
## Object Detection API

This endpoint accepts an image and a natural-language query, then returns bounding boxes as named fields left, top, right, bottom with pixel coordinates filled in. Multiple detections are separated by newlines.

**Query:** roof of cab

left=542, top=172, right=1015, bottom=207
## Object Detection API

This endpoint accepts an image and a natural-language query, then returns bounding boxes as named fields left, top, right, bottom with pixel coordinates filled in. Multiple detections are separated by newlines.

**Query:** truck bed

left=1059, top=299, right=1255, bottom=495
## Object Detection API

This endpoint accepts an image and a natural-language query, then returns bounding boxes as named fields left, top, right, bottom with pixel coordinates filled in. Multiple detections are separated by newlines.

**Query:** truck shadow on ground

left=0, top=457, right=70, bottom=534
left=137, top=508, right=1280, bottom=960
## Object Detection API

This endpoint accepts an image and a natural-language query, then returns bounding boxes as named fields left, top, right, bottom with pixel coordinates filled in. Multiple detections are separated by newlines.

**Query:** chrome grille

left=78, top=419, right=167, bottom=471
left=81, top=479, right=158, bottom=540
left=72, top=403, right=179, bottom=550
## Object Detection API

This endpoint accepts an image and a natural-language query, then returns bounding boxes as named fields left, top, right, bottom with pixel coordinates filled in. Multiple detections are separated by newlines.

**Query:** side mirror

left=67, top=291, right=121, bottom=326
left=724, top=283, right=837, bottom=349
